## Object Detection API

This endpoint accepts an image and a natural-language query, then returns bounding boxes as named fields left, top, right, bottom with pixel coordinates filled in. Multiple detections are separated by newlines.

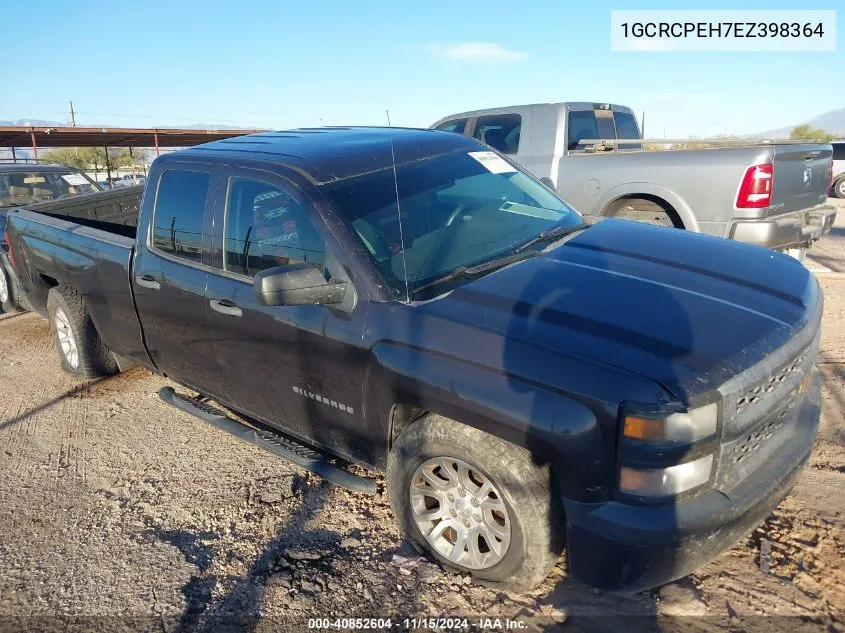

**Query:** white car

left=831, top=140, right=845, bottom=199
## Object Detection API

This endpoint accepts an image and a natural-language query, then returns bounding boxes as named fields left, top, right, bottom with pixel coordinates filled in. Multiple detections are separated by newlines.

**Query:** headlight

left=623, top=402, right=718, bottom=443
left=619, top=454, right=714, bottom=496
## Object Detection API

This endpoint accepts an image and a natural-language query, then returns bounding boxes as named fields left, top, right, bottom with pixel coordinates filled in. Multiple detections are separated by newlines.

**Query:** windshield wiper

left=412, top=250, right=541, bottom=297
left=514, top=222, right=589, bottom=253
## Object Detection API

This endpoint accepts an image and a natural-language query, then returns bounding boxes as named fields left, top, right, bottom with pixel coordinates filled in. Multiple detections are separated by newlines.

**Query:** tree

left=42, top=147, right=139, bottom=176
left=789, top=125, right=835, bottom=143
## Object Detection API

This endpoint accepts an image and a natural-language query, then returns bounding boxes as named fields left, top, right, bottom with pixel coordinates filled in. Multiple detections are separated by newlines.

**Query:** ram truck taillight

left=3, top=229, right=16, bottom=270
left=736, top=163, right=774, bottom=209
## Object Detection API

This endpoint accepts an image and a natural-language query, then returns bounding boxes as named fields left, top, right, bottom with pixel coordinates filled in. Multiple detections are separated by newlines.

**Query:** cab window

left=472, top=114, right=521, bottom=154
left=151, top=169, right=211, bottom=263
left=434, top=118, right=468, bottom=135
left=224, top=177, right=327, bottom=277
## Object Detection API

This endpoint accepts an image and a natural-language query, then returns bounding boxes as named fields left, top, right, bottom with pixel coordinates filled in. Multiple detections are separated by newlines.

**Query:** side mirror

left=253, top=262, right=347, bottom=307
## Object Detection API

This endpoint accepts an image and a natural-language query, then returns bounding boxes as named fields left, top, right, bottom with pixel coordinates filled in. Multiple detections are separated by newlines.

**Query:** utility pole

left=69, top=101, right=76, bottom=127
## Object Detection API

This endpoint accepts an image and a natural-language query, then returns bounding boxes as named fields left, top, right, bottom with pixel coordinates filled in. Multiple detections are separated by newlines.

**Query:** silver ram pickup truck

left=432, top=103, right=837, bottom=257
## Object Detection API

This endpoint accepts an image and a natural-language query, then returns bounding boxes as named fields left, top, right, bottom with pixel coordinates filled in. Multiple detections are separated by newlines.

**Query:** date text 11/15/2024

left=308, top=617, right=530, bottom=630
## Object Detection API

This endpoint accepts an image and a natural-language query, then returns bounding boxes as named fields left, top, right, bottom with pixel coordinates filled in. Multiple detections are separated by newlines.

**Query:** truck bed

left=22, top=184, right=142, bottom=228
left=5, top=202, right=147, bottom=365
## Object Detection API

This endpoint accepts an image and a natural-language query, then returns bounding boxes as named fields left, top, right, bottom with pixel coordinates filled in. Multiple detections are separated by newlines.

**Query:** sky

left=1, top=0, right=842, bottom=138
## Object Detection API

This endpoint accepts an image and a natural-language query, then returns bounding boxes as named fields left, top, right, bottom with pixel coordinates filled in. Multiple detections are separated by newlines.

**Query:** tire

left=607, top=198, right=677, bottom=228
left=0, top=266, right=14, bottom=314
left=47, top=285, right=119, bottom=379
left=834, top=177, right=845, bottom=200
left=387, top=414, right=564, bottom=591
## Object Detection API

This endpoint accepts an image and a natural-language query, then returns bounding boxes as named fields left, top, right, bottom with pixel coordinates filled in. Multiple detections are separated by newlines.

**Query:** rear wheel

left=0, top=267, right=13, bottom=313
left=834, top=177, right=845, bottom=199
left=387, top=414, right=564, bottom=591
left=606, top=198, right=678, bottom=228
left=47, top=285, right=119, bottom=379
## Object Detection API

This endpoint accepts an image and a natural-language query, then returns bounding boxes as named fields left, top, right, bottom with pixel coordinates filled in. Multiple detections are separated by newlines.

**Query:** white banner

left=610, top=10, right=836, bottom=52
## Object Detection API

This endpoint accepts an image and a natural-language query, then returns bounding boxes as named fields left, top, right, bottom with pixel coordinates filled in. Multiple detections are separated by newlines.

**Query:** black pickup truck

left=5, top=127, right=822, bottom=593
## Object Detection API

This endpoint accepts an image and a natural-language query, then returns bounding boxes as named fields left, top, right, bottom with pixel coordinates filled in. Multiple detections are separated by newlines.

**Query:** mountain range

left=3, top=106, right=844, bottom=145
left=756, top=106, right=845, bottom=139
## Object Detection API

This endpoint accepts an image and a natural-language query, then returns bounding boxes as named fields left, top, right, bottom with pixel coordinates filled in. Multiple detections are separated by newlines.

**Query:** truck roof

left=178, top=126, right=475, bottom=185
left=431, top=102, right=635, bottom=123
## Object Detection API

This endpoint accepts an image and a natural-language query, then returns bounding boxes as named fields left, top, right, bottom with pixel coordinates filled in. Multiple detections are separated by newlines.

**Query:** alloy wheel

left=54, top=308, right=79, bottom=369
left=410, top=457, right=511, bottom=570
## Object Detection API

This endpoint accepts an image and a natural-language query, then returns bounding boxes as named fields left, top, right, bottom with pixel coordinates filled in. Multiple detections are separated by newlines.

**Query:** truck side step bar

left=158, top=386, right=378, bottom=494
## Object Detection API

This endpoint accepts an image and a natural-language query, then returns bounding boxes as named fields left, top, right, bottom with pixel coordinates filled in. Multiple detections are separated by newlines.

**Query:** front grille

left=714, top=293, right=822, bottom=494
left=732, top=406, right=790, bottom=464
left=735, top=349, right=808, bottom=415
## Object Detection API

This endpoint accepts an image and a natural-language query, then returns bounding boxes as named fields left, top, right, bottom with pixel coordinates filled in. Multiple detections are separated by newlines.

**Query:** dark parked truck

left=0, top=163, right=105, bottom=313
left=5, top=128, right=822, bottom=592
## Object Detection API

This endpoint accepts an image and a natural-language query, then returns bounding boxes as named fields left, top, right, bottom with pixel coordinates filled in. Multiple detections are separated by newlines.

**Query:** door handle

left=210, top=299, right=243, bottom=317
left=135, top=274, right=160, bottom=290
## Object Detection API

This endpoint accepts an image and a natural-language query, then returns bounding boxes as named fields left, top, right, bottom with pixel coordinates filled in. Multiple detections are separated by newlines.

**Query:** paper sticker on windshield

left=468, top=151, right=517, bottom=174
left=61, top=174, right=89, bottom=185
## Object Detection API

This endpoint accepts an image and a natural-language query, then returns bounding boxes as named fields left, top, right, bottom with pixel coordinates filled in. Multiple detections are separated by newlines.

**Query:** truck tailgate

left=768, top=144, right=832, bottom=216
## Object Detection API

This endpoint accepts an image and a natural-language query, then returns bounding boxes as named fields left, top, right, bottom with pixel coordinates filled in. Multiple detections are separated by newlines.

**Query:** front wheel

left=387, top=414, right=564, bottom=591
left=834, top=177, right=845, bottom=199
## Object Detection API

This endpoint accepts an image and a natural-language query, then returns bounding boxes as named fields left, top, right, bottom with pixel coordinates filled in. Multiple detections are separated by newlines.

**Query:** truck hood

left=421, top=219, right=819, bottom=400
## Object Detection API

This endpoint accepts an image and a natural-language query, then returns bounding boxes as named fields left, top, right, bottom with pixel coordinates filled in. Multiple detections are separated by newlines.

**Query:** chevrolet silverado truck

left=5, top=128, right=822, bottom=592
left=432, top=103, right=837, bottom=258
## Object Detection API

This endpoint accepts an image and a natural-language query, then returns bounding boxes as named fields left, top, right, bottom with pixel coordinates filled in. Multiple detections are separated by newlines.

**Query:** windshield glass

left=320, top=149, right=582, bottom=299
left=0, top=170, right=100, bottom=207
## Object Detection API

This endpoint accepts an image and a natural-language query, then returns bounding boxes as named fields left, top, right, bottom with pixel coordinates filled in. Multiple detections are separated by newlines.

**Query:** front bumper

left=563, top=368, right=820, bottom=593
left=730, top=205, right=837, bottom=251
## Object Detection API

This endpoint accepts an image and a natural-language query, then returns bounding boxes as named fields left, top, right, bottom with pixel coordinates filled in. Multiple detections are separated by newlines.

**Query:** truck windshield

left=0, top=170, right=99, bottom=207
left=320, top=149, right=582, bottom=299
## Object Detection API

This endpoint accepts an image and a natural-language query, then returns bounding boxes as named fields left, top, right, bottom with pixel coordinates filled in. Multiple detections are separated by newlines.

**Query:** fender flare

left=593, top=182, right=699, bottom=232
left=364, top=342, right=611, bottom=502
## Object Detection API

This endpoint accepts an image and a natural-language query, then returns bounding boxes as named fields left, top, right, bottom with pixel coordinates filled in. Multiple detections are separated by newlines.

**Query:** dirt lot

left=0, top=205, right=844, bottom=632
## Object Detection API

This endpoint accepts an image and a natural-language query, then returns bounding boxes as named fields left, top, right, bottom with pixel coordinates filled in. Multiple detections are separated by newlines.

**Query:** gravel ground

left=806, top=198, right=845, bottom=273
left=0, top=213, right=843, bottom=632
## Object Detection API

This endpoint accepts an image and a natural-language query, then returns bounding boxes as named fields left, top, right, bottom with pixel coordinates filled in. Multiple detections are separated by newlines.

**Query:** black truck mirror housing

left=253, top=262, right=347, bottom=307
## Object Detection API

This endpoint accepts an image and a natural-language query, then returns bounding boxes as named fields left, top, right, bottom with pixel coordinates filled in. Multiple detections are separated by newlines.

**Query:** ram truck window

left=5, top=127, right=823, bottom=593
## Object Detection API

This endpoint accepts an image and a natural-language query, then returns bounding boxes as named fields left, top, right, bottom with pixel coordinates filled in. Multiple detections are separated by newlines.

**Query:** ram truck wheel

left=387, top=414, right=564, bottom=591
left=47, top=285, right=119, bottom=379
left=607, top=198, right=677, bottom=228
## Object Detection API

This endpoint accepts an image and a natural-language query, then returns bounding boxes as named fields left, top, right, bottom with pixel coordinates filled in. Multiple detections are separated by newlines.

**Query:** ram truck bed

left=5, top=127, right=823, bottom=593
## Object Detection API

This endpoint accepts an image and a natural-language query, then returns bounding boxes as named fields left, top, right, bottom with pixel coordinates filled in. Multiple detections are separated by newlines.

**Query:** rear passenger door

left=203, top=167, right=371, bottom=463
left=133, top=163, right=220, bottom=391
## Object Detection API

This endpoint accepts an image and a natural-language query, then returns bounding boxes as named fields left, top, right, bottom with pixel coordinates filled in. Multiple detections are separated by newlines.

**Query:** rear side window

left=435, top=119, right=468, bottom=135
left=151, top=169, right=210, bottom=263
left=613, top=111, right=640, bottom=139
left=567, top=111, right=598, bottom=150
left=833, top=143, right=845, bottom=161
left=472, top=114, right=522, bottom=154
left=224, top=177, right=326, bottom=277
